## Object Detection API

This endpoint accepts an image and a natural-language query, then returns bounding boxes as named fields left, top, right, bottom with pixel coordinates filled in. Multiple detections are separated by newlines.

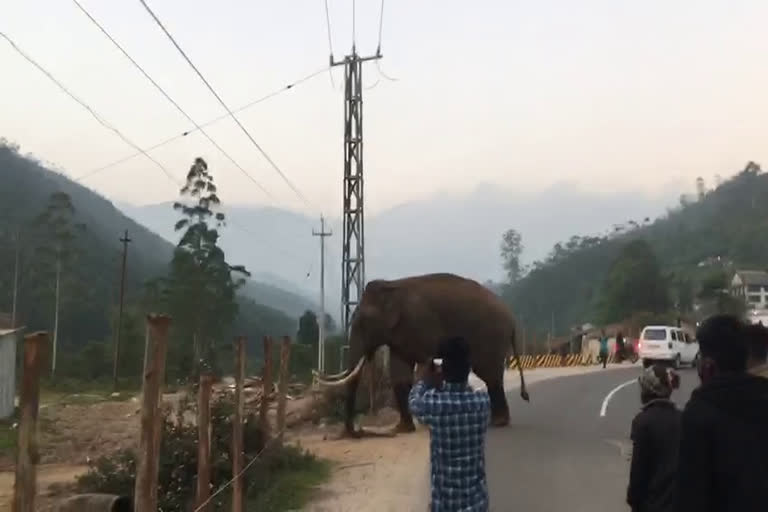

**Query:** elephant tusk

left=315, top=357, right=366, bottom=387
left=311, top=367, right=351, bottom=381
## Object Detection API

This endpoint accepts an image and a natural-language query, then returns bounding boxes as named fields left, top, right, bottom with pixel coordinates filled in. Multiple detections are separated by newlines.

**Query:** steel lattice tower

left=333, top=51, right=381, bottom=341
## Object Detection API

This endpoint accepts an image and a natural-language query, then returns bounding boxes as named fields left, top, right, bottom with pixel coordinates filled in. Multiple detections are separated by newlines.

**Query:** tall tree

left=164, top=158, right=249, bottom=375
left=500, top=228, right=524, bottom=284
left=297, top=310, right=319, bottom=346
left=30, top=192, right=85, bottom=377
left=598, top=239, right=669, bottom=323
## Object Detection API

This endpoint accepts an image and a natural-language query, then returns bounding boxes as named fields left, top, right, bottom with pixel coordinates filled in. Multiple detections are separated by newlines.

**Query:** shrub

left=77, top=393, right=326, bottom=511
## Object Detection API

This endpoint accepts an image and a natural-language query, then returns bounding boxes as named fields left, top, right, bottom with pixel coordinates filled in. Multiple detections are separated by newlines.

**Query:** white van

left=639, top=325, right=699, bottom=369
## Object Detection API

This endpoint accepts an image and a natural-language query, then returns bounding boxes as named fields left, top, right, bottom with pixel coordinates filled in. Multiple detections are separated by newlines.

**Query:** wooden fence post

left=259, top=336, right=273, bottom=437
left=232, top=336, right=246, bottom=512
left=134, top=314, right=170, bottom=512
left=276, top=336, right=291, bottom=443
left=196, top=372, right=213, bottom=512
left=12, top=331, right=47, bottom=512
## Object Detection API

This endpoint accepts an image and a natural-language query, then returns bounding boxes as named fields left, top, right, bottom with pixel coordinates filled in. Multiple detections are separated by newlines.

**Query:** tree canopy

left=597, top=239, right=669, bottom=324
left=503, top=162, right=767, bottom=335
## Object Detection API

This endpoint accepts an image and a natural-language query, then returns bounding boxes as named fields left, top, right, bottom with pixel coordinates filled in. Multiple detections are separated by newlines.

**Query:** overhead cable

left=71, top=0, right=272, bottom=197
left=137, top=0, right=315, bottom=209
left=0, top=31, right=179, bottom=187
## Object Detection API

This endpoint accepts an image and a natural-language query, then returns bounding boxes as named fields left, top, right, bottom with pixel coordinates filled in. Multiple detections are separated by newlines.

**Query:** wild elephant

left=315, top=273, right=528, bottom=436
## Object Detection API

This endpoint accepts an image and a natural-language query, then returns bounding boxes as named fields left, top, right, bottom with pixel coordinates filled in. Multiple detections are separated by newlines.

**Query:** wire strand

left=0, top=31, right=179, bottom=187
left=191, top=426, right=287, bottom=512
left=137, top=0, right=314, bottom=209
left=75, top=66, right=329, bottom=182
left=71, top=0, right=272, bottom=198
left=324, top=0, right=337, bottom=89
left=377, top=0, right=385, bottom=53
left=375, top=58, right=399, bottom=82
left=324, top=0, right=335, bottom=58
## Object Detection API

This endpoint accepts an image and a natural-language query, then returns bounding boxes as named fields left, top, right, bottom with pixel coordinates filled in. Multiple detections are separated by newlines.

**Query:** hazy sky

left=3, top=0, right=768, bottom=217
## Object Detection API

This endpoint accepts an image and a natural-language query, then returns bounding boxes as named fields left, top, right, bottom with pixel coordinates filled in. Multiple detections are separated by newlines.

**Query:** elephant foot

left=394, top=420, right=416, bottom=433
left=341, top=427, right=363, bottom=439
left=343, top=422, right=362, bottom=439
left=491, top=414, right=510, bottom=427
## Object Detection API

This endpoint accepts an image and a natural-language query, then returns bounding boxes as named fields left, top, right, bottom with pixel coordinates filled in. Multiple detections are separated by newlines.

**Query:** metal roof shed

left=0, top=328, right=23, bottom=419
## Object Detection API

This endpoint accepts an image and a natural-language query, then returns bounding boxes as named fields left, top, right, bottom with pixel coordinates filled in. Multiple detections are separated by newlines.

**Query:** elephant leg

left=487, top=382, right=510, bottom=427
left=389, top=354, right=416, bottom=432
left=393, top=382, right=416, bottom=432
left=345, top=375, right=361, bottom=437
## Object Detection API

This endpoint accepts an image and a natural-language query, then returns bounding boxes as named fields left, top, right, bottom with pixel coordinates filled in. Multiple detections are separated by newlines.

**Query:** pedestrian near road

left=616, top=331, right=625, bottom=361
left=599, top=331, right=609, bottom=369
left=626, top=365, right=681, bottom=512
left=746, top=322, right=768, bottom=378
left=677, top=314, right=768, bottom=512
left=409, top=336, right=491, bottom=512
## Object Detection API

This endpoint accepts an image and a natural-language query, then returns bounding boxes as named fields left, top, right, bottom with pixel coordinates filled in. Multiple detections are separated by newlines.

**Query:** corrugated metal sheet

left=0, top=329, right=21, bottom=419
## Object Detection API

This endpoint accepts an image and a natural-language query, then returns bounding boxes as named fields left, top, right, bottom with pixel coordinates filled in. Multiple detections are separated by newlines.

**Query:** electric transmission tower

left=332, top=49, right=381, bottom=342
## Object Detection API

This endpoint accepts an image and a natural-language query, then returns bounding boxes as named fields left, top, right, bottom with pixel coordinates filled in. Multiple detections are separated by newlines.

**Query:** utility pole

left=113, top=230, right=131, bottom=391
left=11, top=227, right=20, bottom=329
left=51, top=250, right=61, bottom=379
left=332, top=47, right=382, bottom=346
left=312, top=216, right=332, bottom=373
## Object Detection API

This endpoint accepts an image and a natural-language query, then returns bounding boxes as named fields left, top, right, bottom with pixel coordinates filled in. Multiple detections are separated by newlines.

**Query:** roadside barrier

left=509, top=353, right=621, bottom=369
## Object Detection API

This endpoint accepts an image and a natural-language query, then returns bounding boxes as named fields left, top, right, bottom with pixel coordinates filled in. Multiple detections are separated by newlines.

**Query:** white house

left=0, top=328, right=21, bottom=419
left=731, top=270, right=768, bottom=310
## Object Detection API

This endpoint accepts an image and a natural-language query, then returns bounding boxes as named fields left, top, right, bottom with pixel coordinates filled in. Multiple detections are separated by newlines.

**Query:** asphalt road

left=486, top=364, right=700, bottom=512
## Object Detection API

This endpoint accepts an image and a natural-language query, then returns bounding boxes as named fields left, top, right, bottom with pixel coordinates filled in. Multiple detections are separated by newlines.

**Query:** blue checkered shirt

left=409, top=380, right=491, bottom=512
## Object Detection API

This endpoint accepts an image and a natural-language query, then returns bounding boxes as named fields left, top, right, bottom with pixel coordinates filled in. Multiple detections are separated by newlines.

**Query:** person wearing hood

left=677, top=314, right=768, bottom=512
left=746, top=322, right=768, bottom=379
left=626, top=364, right=681, bottom=512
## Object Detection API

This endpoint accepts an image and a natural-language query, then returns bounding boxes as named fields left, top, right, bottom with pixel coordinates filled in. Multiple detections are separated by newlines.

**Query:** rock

left=110, top=392, right=120, bottom=398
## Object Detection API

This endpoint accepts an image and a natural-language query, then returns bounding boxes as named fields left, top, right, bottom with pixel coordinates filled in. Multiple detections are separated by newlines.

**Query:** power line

left=374, top=0, right=398, bottom=82
left=74, top=66, right=328, bottom=183
left=323, top=0, right=337, bottom=89
left=137, top=0, right=315, bottom=209
left=375, top=59, right=399, bottom=82
left=0, top=31, right=179, bottom=187
left=72, top=0, right=272, bottom=199
left=324, top=0, right=335, bottom=58
left=377, top=0, right=385, bottom=53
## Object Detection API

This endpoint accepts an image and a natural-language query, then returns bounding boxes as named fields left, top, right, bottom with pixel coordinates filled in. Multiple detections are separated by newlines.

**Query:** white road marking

left=600, top=378, right=637, bottom=417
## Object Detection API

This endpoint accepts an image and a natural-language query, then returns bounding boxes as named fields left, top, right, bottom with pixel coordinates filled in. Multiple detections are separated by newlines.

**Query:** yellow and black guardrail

left=509, top=353, right=619, bottom=369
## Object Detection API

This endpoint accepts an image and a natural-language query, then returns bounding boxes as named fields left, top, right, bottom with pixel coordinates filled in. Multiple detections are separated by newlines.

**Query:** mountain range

left=119, top=180, right=684, bottom=314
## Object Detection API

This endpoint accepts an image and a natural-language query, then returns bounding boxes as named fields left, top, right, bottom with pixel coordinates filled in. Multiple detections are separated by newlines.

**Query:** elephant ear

left=362, top=281, right=402, bottom=330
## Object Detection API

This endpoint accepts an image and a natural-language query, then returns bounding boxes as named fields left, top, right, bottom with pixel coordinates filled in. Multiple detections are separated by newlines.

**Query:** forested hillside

left=0, top=141, right=299, bottom=380
left=504, top=163, right=768, bottom=337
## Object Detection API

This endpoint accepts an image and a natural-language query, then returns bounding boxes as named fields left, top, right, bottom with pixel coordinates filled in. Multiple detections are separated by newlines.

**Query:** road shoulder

left=302, top=363, right=634, bottom=511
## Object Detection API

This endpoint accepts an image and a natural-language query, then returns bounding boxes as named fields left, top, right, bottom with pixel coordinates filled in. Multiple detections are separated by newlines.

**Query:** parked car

left=638, top=325, right=699, bottom=369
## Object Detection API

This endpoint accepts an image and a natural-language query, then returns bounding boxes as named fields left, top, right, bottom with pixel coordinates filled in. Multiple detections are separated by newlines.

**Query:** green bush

left=77, top=394, right=327, bottom=511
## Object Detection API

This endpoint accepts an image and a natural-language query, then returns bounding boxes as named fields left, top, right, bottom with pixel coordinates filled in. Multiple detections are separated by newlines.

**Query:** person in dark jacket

left=677, top=314, right=768, bottom=512
left=626, top=364, right=681, bottom=512
left=746, top=322, right=768, bottom=378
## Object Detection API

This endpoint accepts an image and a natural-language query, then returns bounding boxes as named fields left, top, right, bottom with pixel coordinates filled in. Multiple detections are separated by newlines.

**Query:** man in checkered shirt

left=409, top=336, right=491, bottom=512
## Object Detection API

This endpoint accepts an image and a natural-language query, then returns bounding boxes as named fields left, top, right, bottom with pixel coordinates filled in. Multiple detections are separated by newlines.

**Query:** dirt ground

left=0, top=388, right=328, bottom=510
left=0, top=365, right=627, bottom=510
left=295, top=409, right=430, bottom=512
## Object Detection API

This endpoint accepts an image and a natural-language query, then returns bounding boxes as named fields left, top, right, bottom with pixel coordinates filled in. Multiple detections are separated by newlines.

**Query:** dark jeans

left=600, top=353, right=608, bottom=368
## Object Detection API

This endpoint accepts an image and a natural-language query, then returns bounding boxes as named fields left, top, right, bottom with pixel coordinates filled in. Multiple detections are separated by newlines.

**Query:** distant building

left=0, top=328, right=22, bottom=419
left=731, top=270, right=768, bottom=309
